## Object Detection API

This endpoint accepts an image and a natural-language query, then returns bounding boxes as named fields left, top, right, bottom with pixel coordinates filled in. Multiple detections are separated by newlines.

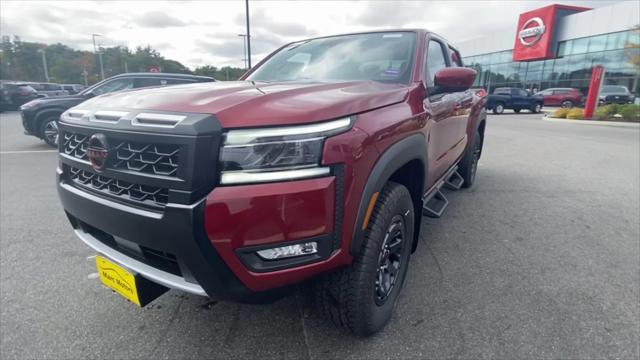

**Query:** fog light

left=256, top=242, right=318, bottom=260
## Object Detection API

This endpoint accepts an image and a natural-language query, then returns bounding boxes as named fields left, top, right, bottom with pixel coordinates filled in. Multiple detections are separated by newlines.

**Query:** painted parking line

left=0, top=150, right=58, bottom=154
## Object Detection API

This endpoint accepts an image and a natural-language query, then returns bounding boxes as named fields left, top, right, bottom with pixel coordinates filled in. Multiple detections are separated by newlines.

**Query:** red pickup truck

left=57, top=30, right=487, bottom=336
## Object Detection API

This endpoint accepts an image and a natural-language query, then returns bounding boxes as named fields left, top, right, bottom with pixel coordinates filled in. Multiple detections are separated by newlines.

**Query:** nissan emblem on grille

left=87, top=133, right=110, bottom=172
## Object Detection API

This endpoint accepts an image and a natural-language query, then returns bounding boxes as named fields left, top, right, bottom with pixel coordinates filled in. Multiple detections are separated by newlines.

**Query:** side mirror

left=432, top=67, right=477, bottom=95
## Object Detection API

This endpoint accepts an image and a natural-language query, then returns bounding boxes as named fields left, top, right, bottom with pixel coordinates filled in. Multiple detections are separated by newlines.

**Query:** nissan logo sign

left=518, top=17, right=546, bottom=47
left=87, top=133, right=110, bottom=172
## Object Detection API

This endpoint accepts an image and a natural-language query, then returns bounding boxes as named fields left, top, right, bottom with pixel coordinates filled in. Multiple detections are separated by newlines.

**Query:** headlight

left=219, top=117, right=352, bottom=185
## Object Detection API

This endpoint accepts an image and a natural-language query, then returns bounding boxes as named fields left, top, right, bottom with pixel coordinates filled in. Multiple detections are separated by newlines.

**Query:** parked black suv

left=20, top=73, right=215, bottom=146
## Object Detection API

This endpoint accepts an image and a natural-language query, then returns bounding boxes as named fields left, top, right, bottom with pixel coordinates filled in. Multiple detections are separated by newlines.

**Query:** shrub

left=605, top=104, right=620, bottom=115
left=553, top=108, right=570, bottom=118
left=566, top=108, right=584, bottom=119
left=618, top=104, right=640, bottom=122
left=595, top=106, right=610, bottom=120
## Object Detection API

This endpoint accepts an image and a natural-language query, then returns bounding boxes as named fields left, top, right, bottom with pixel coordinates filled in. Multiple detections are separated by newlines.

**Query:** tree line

left=0, top=36, right=247, bottom=85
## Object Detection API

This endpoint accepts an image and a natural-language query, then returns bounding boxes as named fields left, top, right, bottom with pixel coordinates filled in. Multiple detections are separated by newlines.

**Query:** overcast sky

left=0, top=0, right=624, bottom=69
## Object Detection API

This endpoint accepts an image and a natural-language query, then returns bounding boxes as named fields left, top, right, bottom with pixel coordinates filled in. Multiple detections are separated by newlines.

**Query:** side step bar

left=423, top=189, right=448, bottom=218
left=422, top=166, right=463, bottom=218
left=444, top=170, right=464, bottom=190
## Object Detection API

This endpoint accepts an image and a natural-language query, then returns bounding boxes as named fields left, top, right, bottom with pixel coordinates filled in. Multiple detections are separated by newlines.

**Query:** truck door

left=423, top=38, right=473, bottom=182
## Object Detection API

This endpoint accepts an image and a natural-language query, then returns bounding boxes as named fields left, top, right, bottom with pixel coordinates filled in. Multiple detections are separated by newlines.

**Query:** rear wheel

left=531, top=103, right=542, bottom=113
left=492, top=102, right=505, bottom=114
left=316, top=182, right=414, bottom=336
left=40, top=117, right=59, bottom=147
left=561, top=100, right=573, bottom=108
left=458, top=127, right=482, bottom=188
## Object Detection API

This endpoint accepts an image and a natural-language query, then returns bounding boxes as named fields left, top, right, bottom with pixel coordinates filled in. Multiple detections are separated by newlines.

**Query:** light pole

left=238, top=34, right=247, bottom=69
left=37, top=49, right=49, bottom=82
left=92, top=33, right=105, bottom=80
left=245, top=0, right=251, bottom=68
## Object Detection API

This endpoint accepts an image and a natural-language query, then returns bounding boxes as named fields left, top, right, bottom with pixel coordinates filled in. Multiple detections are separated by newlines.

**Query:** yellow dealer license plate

left=95, top=255, right=141, bottom=306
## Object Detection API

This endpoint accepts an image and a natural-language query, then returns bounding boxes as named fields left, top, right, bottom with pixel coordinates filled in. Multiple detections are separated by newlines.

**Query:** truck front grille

left=69, top=166, right=169, bottom=206
left=63, top=132, right=181, bottom=177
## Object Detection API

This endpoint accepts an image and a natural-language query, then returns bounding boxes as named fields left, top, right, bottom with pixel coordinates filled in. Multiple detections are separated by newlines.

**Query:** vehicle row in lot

left=484, top=84, right=636, bottom=114
left=20, top=72, right=215, bottom=146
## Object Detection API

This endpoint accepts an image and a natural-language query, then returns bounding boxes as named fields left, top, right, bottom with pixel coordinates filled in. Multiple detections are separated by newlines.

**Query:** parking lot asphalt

left=1, top=110, right=638, bottom=359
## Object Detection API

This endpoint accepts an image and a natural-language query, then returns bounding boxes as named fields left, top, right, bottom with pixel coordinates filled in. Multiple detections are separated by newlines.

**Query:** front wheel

left=40, top=117, right=59, bottom=147
left=316, top=182, right=414, bottom=336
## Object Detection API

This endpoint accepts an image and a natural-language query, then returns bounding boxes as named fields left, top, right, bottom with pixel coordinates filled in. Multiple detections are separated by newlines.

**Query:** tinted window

left=425, top=40, right=448, bottom=87
left=494, top=88, right=510, bottom=95
left=248, top=32, right=417, bottom=85
left=163, top=79, right=195, bottom=85
left=134, top=78, right=164, bottom=88
left=517, top=89, right=529, bottom=97
left=92, top=78, right=134, bottom=95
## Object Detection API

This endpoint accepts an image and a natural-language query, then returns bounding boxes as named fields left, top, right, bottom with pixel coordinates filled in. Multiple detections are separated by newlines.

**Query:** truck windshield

left=247, top=32, right=417, bottom=85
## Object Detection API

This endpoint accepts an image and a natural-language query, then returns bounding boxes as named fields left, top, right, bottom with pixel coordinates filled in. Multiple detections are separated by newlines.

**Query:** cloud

left=136, top=11, right=187, bottom=28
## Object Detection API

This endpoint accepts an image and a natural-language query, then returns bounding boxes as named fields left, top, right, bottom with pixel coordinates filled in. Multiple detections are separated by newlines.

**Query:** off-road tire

left=315, top=181, right=414, bottom=336
left=458, top=127, right=482, bottom=188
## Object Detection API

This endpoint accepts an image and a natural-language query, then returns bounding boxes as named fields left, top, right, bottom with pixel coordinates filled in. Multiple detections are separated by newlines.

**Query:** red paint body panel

left=204, top=177, right=338, bottom=291
left=513, top=5, right=590, bottom=61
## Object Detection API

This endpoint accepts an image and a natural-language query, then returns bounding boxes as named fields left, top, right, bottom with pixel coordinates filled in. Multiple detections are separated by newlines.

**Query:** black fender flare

left=350, top=133, right=427, bottom=255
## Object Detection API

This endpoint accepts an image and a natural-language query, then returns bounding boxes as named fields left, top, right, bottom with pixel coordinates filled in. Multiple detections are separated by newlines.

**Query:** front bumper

left=20, top=109, right=38, bottom=136
left=58, top=171, right=260, bottom=301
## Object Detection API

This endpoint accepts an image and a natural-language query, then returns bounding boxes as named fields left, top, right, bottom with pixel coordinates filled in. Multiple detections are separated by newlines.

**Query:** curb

left=542, top=116, right=640, bottom=128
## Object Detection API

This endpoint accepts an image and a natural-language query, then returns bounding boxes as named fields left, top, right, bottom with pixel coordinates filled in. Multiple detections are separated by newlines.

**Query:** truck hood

left=77, top=81, right=410, bottom=128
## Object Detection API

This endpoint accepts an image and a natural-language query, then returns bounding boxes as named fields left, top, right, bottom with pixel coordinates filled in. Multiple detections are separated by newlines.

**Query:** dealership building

left=456, top=1, right=639, bottom=95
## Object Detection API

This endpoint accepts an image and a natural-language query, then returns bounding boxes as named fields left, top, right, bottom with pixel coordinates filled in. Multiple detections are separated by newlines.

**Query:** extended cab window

left=92, top=78, right=134, bottom=95
left=425, top=40, right=448, bottom=87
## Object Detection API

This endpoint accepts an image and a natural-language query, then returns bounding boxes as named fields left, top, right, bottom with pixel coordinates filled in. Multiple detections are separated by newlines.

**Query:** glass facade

left=462, top=30, right=640, bottom=95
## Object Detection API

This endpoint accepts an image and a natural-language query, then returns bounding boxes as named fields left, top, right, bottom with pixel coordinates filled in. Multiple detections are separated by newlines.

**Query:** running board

left=444, top=170, right=464, bottom=190
left=423, top=189, right=448, bottom=218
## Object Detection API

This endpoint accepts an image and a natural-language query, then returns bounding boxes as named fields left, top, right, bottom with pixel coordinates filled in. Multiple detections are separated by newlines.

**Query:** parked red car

left=57, top=30, right=487, bottom=336
left=535, top=87, right=583, bottom=108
